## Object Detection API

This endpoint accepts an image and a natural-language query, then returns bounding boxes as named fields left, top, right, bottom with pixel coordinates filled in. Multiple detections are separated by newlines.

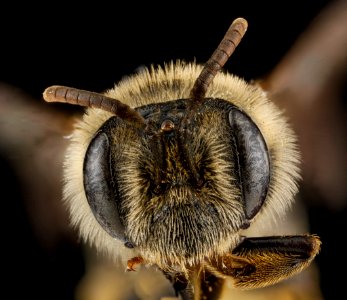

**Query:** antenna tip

left=232, top=17, right=248, bottom=32
left=43, top=85, right=68, bottom=103
left=43, top=86, right=57, bottom=102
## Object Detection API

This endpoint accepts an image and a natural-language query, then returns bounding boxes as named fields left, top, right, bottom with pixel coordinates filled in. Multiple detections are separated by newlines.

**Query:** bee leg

left=205, top=234, right=321, bottom=290
left=126, top=256, right=144, bottom=272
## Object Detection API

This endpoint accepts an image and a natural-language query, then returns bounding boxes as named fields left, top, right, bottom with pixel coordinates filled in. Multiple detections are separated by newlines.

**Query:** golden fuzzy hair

left=63, top=60, right=301, bottom=267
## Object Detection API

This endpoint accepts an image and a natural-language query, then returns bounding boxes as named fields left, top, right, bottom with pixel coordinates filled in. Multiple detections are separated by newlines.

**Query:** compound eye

left=229, top=108, right=270, bottom=220
left=83, top=131, right=127, bottom=242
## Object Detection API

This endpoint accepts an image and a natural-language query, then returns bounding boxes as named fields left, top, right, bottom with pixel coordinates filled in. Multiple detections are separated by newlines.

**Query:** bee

left=43, top=17, right=321, bottom=299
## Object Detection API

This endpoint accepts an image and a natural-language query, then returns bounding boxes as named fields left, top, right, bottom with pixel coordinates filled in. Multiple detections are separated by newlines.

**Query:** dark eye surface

left=83, top=130, right=127, bottom=242
left=229, top=107, right=270, bottom=220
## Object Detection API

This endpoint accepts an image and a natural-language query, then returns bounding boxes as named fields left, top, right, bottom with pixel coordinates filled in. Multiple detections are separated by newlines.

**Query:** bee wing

left=205, top=235, right=321, bottom=289
left=0, top=84, right=82, bottom=244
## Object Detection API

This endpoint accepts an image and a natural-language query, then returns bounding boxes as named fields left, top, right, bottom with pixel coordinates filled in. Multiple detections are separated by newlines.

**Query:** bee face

left=86, top=97, right=270, bottom=267
left=44, top=18, right=320, bottom=295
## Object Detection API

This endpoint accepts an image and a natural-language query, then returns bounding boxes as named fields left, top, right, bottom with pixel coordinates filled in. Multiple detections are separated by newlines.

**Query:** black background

left=1, top=1, right=331, bottom=99
left=1, top=1, right=344, bottom=300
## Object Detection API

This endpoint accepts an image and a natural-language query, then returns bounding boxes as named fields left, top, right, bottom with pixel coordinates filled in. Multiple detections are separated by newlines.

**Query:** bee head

left=43, top=18, right=300, bottom=272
